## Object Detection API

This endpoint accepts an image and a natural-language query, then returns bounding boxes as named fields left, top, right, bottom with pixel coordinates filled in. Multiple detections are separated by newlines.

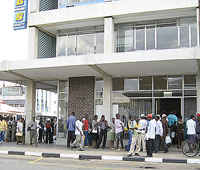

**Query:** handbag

left=16, top=132, right=23, bottom=137
left=166, top=135, right=172, bottom=144
left=27, top=127, right=31, bottom=131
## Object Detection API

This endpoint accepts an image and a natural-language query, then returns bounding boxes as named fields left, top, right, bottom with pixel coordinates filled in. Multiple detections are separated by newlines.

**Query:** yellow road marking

left=31, top=162, right=129, bottom=170
left=29, top=157, right=43, bottom=164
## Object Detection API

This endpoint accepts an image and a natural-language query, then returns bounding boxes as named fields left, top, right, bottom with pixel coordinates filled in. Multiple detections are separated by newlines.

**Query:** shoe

left=35, top=144, right=38, bottom=147
left=164, top=150, right=168, bottom=153
left=135, top=153, right=140, bottom=156
left=79, top=148, right=84, bottom=151
left=127, top=154, right=132, bottom=157
left=71, top=146, right=74, bottom=150
left=146, top=155, right=153, bottom=157
left=102, top=146, right=105, bottom=149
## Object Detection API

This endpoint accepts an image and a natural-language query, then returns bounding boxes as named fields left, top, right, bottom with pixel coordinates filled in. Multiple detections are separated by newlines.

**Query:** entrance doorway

left=156, top=98, right=181, bottom=116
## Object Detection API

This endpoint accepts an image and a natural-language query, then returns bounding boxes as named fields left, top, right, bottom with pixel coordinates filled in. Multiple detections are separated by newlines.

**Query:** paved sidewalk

left=0, top=142, right=200, bottom=164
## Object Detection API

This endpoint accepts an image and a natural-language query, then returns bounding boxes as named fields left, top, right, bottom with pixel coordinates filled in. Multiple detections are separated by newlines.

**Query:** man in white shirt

left=186, top=114, right=196, bottom=144
left=139, top=114, right=147, bottom=152
left=154, top=115, right=168, bottom=153
left=71, top=116, right=84, bottom=151
left=146, top=114, right=156, bottom=157
left=115, top=114, right=124, bottom=150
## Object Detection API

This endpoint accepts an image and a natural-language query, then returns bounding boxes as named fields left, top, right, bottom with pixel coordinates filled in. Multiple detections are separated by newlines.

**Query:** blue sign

left=13, top=0, right=28, bottom=30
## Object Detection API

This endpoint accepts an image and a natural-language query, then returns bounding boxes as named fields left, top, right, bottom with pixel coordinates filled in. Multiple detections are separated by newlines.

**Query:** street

left=0, top=154, right=199, bottom=170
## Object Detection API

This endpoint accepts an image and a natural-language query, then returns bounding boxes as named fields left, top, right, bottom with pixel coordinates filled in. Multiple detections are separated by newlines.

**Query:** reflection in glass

left=77, top=33, right=94, bottom=55
left=117, top=27, right=134, bottom=52
left=180, top=24, right=189, bottom=47
left=139, top=76, right=152, bottom=90
left=157, top=24, right=178, bottom=49
left=125, top=78, right=138, bottom=91
left=146, top=26, right=155, bottom=50
left=96, top=32, right=104, bottom=53
left=136, top=27, right=145, bottom=50
left=67, top=35, right=76, bottom=56
left=58, top=36, right=66, bottom=56
left=112, top=78, right=124, bottom=91
left=168, top=76, right=182, bottom=89
left=96, top=79, right=103, bottom=91
left=184, top=98, right=196, bottom=120
left=153, top=76, right=167, bottom=90
left=184, top=75, right=196, bottom=89
left=191, top=23, right=197, bottom=47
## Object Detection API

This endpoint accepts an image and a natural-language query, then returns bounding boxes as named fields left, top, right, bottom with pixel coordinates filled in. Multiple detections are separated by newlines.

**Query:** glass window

left=184, top=98, right=196, bottom=121
left=168, top=76, right=182, bottom=89
left=136, top=27, right=145, bottom=50
left=112, top=78, right=124, bottom=91
left=191, top=23, right=197, bottom=47
left=117, top=27, right=134, bottom=52
left=146, top=26, right=155, bottom=50
left=157, top=24, right=178, bottom=49
left=139, top=76, right=152, bottom=90
left=153, top=76, right=167, bottom=90
left=125, top=77, right=138, bottom=91
left=77, top=33, right=94, bottom=55
left=96, top=79, right=103, bottom=91
left=96, top=32, right=104, bottom=53
left=184, top=75, right=196, bottom=89
left=58, top=36, right=66, bottom=56
left=66, top=34, right=76, bottom=56
left=180, top=24, right=189, bottom=47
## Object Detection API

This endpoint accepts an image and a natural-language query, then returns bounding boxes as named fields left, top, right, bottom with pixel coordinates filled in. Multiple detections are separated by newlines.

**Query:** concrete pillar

left=28, top=27, right=38, bottom=60
left=104, top=17, right=115, bottom=54
left=103, top=76, right=112, bottom=122
left=30, top=0, right=40, bottom=13
left=25, top=80, right=36, bottom=144
left=197, top=73, right=200, bottom=113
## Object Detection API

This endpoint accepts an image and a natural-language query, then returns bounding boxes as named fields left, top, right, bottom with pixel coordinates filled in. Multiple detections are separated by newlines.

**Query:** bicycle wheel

left=182, top=142, right=198, bottom=157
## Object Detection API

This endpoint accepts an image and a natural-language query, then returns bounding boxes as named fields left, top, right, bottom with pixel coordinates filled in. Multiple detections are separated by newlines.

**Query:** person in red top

left=83, top=114, right=89, bottom=146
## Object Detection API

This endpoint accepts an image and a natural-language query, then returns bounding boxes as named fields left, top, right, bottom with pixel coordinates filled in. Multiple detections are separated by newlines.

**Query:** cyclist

left=186, top=115, right=196, bottom=145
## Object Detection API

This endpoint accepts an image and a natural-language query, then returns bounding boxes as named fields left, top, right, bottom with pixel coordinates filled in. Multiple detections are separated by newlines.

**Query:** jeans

left=96, top=129, right=107, bottom=148
left=128, top=130, right=132, bottom=149
left=84, top=131, right=88, bottom=146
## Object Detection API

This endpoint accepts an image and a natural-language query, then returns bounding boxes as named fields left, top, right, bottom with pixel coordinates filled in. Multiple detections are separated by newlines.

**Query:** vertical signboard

left=13, top=0, right=29, bottom=30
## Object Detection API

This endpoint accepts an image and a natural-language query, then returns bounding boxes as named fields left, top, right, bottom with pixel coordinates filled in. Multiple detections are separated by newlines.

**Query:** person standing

left=50, top=118, right=55, bottom=143
left=5, top=117, right=12, bottom=142
left=83, top=114, right=89, bottom=146
left=66, top=112, right=76, bottom=148
left=146, top=114, right=156, bottom=157
left=28, top=117, right=38, bottom=147
left=46, top=119, right=53, bottom=144
left=38, top=117, right=44, bottom=143
left=96, top=115, right=109, bottom=149
left=127, top=117, right=142, bottom=157
left=168, top=112, right=178, bottom=144
left=91, top=115, right=98, bottom=148
left=115, top=114, right=124, bottom=150
left=11, top=117, right=17, bottom=142
left=186, top=114, right=196, bottom=144
left=127, top=116, right=135, bottom=151
left=71, top=116, right=84, bottom=151
left=139, top=114, right=147, bottom=152
left=109, top=117, right=115, bottom=149
left=16, top=118, right=25, bottom=145
left=161, top=114, right=168, bottom=141
left=177, top=115, right=184, bottom=149
left=0, top=116, right=7, bottom=144
left=196, top=113, right=200, bottom=148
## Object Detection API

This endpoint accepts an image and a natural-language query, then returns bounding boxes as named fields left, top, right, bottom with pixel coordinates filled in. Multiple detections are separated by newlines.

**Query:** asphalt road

left=0, top=154, right=200, bottom=170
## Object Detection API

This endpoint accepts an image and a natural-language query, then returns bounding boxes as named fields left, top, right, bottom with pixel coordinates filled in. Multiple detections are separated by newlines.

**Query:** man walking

left=115, top=114, right=124, bottom=150
left=71, top=116, right=84, bottom=151
left=28, top=117, right=38, bottom=147
left=66, top=112, right=76, bottom=148
left=96, top=115, right=109, bottom=149
left=146, top=114, right=156, bottom=157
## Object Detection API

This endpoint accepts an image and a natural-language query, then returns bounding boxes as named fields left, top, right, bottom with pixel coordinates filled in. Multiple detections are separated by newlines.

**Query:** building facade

left=0, top=0, right=199, bottom=144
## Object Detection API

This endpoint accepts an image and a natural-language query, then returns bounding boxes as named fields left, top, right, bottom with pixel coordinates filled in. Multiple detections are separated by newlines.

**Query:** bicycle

left=182, top=135, right=199, bottom=157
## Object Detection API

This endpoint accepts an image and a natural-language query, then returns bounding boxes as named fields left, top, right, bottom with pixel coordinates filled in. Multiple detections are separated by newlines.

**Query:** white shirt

left=186, top=119, right=196, bottom=135
left=75, top=120, right=83, bottom=136
left=146, top=119, right=156, bottom=140
left=115, top=119, right=124, bottom=134
left=155, top=120, right=163, bottom=136
left=139, top=119, right=147, bottom=134
left=17, top=122, right=23, bottom=132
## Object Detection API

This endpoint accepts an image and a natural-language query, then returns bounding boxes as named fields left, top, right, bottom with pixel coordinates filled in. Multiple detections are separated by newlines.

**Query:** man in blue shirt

left=168, top=112, right=178, bottom=144
left=66, top=112, right=76, bottom=148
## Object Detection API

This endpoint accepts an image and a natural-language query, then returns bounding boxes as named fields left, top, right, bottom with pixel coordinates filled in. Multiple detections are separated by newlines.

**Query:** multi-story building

left=0, top=0, right=199, bottom=144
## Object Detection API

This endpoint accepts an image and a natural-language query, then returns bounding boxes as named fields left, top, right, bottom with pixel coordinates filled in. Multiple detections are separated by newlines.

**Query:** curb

left=1, top=150, right=200, bottom=164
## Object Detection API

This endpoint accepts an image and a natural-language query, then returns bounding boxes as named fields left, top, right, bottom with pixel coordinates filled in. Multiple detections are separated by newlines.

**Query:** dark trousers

left=154, top=135, right=161, bottom=152
left=146, top=139, right=154, bottom=156
left=38, top=129, right=43, bottom=142
left=46, top=128, right=53, bottom=144
left=96, top=129, right=107, bottom=148
left=67, top=131, right=75, bottom=147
